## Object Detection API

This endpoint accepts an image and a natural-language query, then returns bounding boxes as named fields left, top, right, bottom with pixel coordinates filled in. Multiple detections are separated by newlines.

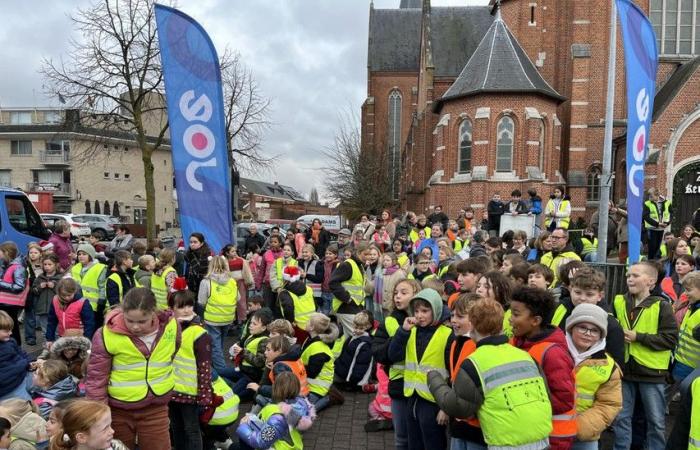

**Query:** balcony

left=40, top=150, right=70, bottom=165
left=26, top=182, right=72, bottom=197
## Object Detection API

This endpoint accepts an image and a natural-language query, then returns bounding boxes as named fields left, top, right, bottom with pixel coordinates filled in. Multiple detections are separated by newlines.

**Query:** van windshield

left=5, top=195, right=50, bottom=239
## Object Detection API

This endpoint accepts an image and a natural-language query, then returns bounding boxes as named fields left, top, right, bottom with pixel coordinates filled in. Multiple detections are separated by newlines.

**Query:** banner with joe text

left=155, top=4, right=234, bottom=253
left=616, top=0, right=658, bottom=264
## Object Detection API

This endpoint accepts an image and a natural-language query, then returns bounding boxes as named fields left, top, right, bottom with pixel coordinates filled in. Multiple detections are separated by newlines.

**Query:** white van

left=295, top=214, right=345, bottom=233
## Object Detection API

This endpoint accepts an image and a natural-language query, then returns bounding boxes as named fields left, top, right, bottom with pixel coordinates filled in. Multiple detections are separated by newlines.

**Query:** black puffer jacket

left=185, top=243, right=212, bottom=295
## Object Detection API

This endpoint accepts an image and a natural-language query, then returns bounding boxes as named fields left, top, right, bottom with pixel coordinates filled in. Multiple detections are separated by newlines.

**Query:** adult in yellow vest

left=329, top=243, right=367, bottom=337
left=564, top=304, right=623, bottom=445
left=428, top=298, right=552, bottom=450
left=199, top=256, right=238, bottom=379
left=666, top=366, right=700, bottom=449
left=611, top=262, right=678, bottom=450
left=387, top=288, right=453, bottom=450
left=300, top=313, right=339, bottom=412
left=169, top=289, right=215, bottom=450
left=277, top=265, right=316, bottom=342
left=643, top=188, right=672, bottom=260
left=70, top=243, right=107, bottom=325
left=85, top=288, right=180, bottom=450
left=544, top=185, right=572, bottom=231
left=540, top=228, right=581, bottom=288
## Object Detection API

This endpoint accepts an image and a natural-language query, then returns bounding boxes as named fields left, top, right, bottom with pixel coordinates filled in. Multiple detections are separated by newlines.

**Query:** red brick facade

left=362, top=0, right=700, bottom=226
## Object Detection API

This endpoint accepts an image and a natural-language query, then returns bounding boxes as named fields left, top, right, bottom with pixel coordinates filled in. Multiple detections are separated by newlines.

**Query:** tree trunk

left=142, top=145, right=156, bottom=242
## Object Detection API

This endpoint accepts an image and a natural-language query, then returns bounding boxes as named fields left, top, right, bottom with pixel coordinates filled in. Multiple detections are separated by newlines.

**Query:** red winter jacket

left=52, top=296, right=86, bottom=337
left=512, top=326, right=575, bottom=450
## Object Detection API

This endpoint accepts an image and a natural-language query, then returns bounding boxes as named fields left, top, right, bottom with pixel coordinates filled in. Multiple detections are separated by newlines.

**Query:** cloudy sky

left=0, top=0, right=488, bottom=201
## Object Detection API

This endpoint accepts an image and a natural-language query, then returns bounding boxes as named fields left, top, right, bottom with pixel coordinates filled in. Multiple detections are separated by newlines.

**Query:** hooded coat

left=86, top=308, right=181, bottom=410
left=5, top=408, right=48, bottom=450
left=47, top=335, right=91, bottom=380
left=30, top=375, right=78, bottom=419
left=301, top=323, right=339, bottom=380
left=0, top=339, right=31, bottom=398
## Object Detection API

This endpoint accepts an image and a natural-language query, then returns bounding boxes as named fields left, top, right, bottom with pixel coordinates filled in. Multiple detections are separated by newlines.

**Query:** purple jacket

left=48, top=233, right=73, bottom=271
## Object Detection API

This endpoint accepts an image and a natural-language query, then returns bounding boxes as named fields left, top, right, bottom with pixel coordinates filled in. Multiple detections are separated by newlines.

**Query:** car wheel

left=94, top=229, right=107, bottom=241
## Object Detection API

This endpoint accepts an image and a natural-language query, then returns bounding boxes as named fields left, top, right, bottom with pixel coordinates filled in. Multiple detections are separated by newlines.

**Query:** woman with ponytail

left=49, top=399, right=128, bottom=450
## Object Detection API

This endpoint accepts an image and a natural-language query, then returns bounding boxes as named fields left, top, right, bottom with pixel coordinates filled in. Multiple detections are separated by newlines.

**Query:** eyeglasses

left=551, top=236, right=566, bottom=240
left=574, top=325, right=601, bottom=337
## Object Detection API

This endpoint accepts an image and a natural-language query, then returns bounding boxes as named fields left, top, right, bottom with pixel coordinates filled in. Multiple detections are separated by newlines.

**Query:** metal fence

left=586, top=262, right=627, bottom=302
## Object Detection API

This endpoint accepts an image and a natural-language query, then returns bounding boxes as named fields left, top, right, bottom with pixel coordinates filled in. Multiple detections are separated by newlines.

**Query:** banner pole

left=596, top=0, right=617, bottom=263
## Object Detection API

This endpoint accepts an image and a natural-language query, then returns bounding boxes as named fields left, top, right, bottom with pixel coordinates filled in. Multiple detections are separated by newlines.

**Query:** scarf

left=565, top=332, right=607, bottom=367
left=384, top=265, right=400, bottom=276
left=311, top=223, right=321, bottom=244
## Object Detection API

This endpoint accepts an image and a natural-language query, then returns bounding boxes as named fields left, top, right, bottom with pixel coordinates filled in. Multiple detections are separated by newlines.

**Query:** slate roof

left=399, top=0, right=421, bottom=8
left=367, top=7, right=493, bottom=76
left=436, top=11, right=564, bottom=109
left=652, top=56, right=700, bottom=122
left=239, top=178, right=306, bottom=203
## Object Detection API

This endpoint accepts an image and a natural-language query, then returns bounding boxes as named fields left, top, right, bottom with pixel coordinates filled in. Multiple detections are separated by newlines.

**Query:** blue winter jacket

left=0, top=338, right=31, bottom=398
left=30, top=376, right=78, bottom=419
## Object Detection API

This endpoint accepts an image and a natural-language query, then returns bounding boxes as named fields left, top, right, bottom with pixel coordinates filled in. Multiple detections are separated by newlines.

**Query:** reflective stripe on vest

left=385, top=316, right=405, bottom=380
left=332, top=259, right=365, bottom=312
left=203, top=278, right=238, bottom=325
left=285, top=286, right=316, bottom=329
left=269, top=359, right=310, bottom=397
left=209, top=376, right=240, bottom=426
left=689, top=377, right=700, bottom=450
left=71, top=263, right=106, bottom=311
left=470, top=343, right=552, bottom=447
left=259, top=403, right=303, bottom=450
left=403, top=325, right=451, bottom=402
left=301, top=340, right=335, bottom=396
left=107, top=272, right=124, bottom=304
left=613, top=295, right=672, bottom=370
left=644, top=200, right=671, bottom=229
left=676, top=307, right=700, bottom=369
left=242, top=335, right=267, bottom=368
left=173, top=325, right=207, bottom=396
left=551, top=304, right=567, bottom=327
left=103, top=318, right=178, bottom=402
left=545, top=199, right=571, bottom=229
left=151, top=267, right=176, bottom=311
left=528, top=341, right=578, bottom=439
left=574, top=354, right=615, bottom=413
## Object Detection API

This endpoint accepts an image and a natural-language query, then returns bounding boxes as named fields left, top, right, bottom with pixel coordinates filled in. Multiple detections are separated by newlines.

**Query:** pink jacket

left=260, top=249, right=283, bottom=286
left=369, top=363, right=392, bottom=420
left=49, top=232, right=74, bottom=271
left=86, top=309, right=181, bottom=410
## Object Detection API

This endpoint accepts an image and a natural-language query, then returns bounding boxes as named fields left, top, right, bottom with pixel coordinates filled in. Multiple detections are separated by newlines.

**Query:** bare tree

left=41, top=0, right=168, bottom=241
left=321, top=111, right=394, bottom=219
left=308, top=187, right=320, bottom=206
left=220, top=50, right=275, bottom=174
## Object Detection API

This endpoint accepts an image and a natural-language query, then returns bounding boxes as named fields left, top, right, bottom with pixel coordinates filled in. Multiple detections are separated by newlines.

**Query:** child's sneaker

left=362, top=383, right=377, bottom=393
left=214, top=439, right=233, bottom=449
left=364, top=420, right=393, bottom=432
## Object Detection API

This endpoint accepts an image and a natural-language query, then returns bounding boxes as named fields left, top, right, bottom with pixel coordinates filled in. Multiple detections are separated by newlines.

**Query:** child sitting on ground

left=334, top=311, right=375, bottom=391
left=0, top=398, right=49, bottom=450
left=45, top=399, right=73, bottom=441
left=0, top=417, right=10, bottom=449
left=247, top=335, right=309, bottom=408
left=45, top=278, right=95, bottom=347
left=228, top=309, right=272, bottom=400
left=30, top=360, right=78, bottom=420
left=49, top=399, right=129, bottom=450
left=300, top=313, right=339, bottom=412
left=236, top=372, right=314, bottom=450
left=45, top=336, right=91, bottom=382
left=0, top=311, right=33, bottom=402
left=237, top=295, right=271, bottom=343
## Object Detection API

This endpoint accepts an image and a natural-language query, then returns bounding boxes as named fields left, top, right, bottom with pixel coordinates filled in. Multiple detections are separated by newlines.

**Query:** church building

left=361, top=0, right=700, bottom=230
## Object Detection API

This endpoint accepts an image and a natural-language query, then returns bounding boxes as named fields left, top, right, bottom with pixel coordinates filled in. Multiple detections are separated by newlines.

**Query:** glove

left=198, top=394, right=225, bottom=424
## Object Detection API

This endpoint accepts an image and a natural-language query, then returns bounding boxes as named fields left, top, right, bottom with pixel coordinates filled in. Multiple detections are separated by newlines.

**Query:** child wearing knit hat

left=565, top=304, right=622, bottom=447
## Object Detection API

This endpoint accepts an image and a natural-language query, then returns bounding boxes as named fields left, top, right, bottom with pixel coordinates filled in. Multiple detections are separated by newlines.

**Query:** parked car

left=40, top=213, right=92, bottom=241
left=72, top=214, right=119, bottom=241
left=0, top=188, right=51, bottom=251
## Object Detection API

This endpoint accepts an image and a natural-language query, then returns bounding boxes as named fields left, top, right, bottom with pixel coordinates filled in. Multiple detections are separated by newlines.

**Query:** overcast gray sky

left=0, top=0, right=488, bottom=201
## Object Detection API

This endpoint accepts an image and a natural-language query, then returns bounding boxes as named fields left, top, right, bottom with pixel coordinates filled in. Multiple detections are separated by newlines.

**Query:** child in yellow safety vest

left=106, top=250, right=135, bottom=309
left=277, top=265, right=315, bottom=344
left=70, top=243, right=107, bottom=328
left=228, top=309, right=272, bottom=401
left=301, top=313, right=339, bottom=413
left=151, top=248, right=177, bottom=311
left=85, top=288, right=181, bottom=450
left=236, top=372, right=314, bottom=450
left=269, top=244, right=297, bottom=294
left=387, top=288, right=453, bottom=450
left=198, top=256, right=238, bottom=379
left=564, top=304, right=622, bottom=446
left=610, top=261, right=678, bottom=450
left=671, top=271, right=700, bottom=382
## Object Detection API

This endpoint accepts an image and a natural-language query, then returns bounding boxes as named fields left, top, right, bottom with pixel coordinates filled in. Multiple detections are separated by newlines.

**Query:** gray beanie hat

left=76, top=243, right=98, bottom=261
left=565, top=303, right=608, bottom=339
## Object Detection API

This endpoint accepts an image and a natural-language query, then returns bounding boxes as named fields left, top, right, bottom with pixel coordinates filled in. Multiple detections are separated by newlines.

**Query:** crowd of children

left=0, top=205, right=699, bottom=450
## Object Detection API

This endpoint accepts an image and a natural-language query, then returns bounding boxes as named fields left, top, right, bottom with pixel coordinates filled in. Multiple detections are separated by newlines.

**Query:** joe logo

left=180, top=90, right=218, bottom=192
